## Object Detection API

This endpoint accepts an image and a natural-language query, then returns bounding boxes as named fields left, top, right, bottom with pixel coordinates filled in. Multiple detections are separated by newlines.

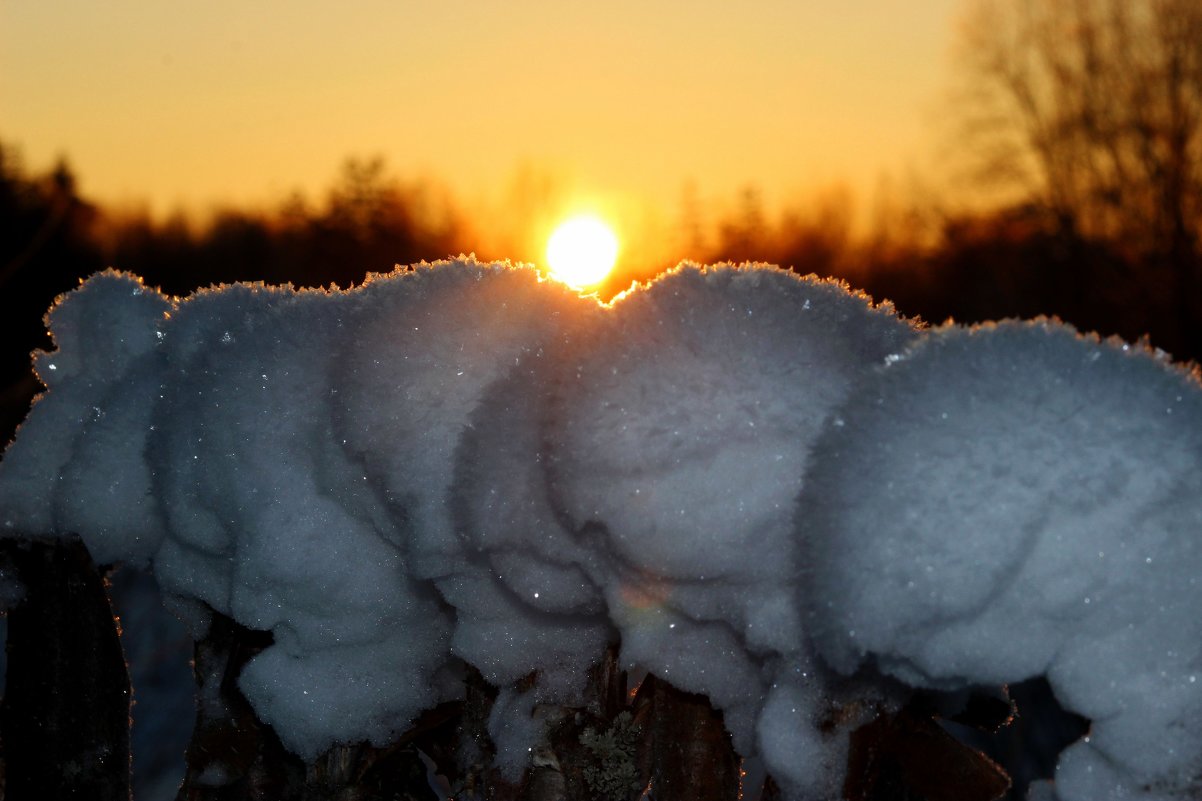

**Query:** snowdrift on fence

left=801, top=320, right=1202, bottom=801
left=3, top=259, right=1202, bottom=801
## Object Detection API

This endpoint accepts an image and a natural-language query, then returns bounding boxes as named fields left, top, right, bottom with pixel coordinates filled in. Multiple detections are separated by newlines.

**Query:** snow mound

left=453, top=262, right=917, bottom=784
left=802, top=319, right=1202, bottom=801
left=0, top=270, right=173, bottom=561
left=11, top=260, right=1200, bottom=800
left=0, top=259, right=608, bottom=760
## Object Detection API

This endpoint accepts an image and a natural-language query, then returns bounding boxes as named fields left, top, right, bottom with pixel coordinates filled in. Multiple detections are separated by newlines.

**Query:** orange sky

left=1, top=1, right=963, bottom=265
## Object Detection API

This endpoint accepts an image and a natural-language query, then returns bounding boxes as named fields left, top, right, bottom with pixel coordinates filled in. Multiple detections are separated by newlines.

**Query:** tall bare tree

left=952, top=0, right=1202, bottom=347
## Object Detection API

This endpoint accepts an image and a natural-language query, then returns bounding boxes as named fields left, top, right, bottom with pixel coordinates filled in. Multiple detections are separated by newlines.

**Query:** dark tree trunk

left=175, top=614, right=303, bottom=801
left=636, top=674, right=741, bottom=801
left=0, top=536, right=131, bottom=801
left=843, top=707, right=1010, bottom=801
left=0, top=544, right=1025, bottom=801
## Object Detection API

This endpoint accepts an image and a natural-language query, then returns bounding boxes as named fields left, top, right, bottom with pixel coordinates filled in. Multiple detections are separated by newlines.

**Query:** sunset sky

left=1, top=1, right=964, bottom=264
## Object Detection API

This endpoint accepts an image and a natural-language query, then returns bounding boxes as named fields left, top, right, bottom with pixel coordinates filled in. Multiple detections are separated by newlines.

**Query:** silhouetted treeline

left=852, top=206, right=1176, bottom=351
left=0, top=148, right=461, bottom=443
left=0, top=143, right=106, bottom=439
left=932, top=0, right=1202, bottom=358
left=3, top=119, right=1201, bottom=453
left=105, top=156, right=461, bottom=296
left=699, top=194, right=1201, bottom=363
left=699, top=0, right=1202, bottom=364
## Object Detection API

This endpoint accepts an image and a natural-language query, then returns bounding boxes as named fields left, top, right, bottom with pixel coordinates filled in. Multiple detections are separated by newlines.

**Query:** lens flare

left=546, top=215, right=618, bottom=289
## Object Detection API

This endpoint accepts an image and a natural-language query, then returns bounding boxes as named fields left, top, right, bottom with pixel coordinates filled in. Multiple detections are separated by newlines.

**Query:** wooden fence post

left=0, top=539, right=1018, bottom=801
left=0, top=536, right=131, bottom=801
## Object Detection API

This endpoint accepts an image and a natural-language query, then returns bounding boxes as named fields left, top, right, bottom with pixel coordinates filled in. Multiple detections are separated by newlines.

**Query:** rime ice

left=5, top=260, right=907, bottom=774
left=0, top=271, right=172, bottom=562
left=0, top=260, right=913, bottom=791
left=802, top=320, right=1202, bottom=801
left=538, top=265, right=916, bottom=762
left=5, top=261, right=1201, bottom=801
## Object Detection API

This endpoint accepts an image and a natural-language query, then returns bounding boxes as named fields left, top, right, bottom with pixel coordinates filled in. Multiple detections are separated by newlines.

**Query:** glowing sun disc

left=546, top=216, right=619, bottom=288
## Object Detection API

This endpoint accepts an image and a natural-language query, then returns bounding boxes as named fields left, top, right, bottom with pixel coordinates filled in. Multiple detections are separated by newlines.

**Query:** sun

left=545, top=215, right=619, bottom=289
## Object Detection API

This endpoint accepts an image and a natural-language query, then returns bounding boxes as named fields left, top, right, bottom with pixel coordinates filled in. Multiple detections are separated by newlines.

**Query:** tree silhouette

left=953, top=0, right=1202, bottom=352
left=103, top=155, right=463, bottom=295
left=711, top=186, right=770, bottom=263
left=0, top=144, right=105, bottom=442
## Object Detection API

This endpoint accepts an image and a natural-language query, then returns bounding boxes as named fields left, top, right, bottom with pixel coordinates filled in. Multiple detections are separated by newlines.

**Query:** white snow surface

left=537, top=266, right=915, bottom=765
left=802, top=319, right=1202, bottom=801
left=0, top=260, right=911, bottom=778
left=4, top=260, right=1201, bottom=800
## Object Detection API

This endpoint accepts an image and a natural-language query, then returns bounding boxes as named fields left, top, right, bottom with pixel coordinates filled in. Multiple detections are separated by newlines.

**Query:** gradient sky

left=1, top=1, right=963, bottom=260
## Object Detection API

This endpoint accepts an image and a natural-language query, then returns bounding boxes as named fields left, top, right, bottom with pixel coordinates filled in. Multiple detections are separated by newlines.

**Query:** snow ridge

left=3, top=260, right=1201, bottom=801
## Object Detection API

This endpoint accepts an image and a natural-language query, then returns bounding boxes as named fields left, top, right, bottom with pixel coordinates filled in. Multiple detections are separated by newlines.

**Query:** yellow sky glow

left=0, top=0, right=963, bottom=270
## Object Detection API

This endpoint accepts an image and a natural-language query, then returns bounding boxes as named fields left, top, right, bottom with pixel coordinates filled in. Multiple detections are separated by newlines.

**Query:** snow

left=537, top=266, right=914, bottom=782
left=757, top=680, right=842, bottom=799
left=0, top=271, right=172, bottom=561
left=487, top=686, right=544, bottom=780
left=455, top=263, right=915, bottom=768
left=3, top=260, right=1201, bottom=800
left=802, top=319, right=1202, bottom=801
